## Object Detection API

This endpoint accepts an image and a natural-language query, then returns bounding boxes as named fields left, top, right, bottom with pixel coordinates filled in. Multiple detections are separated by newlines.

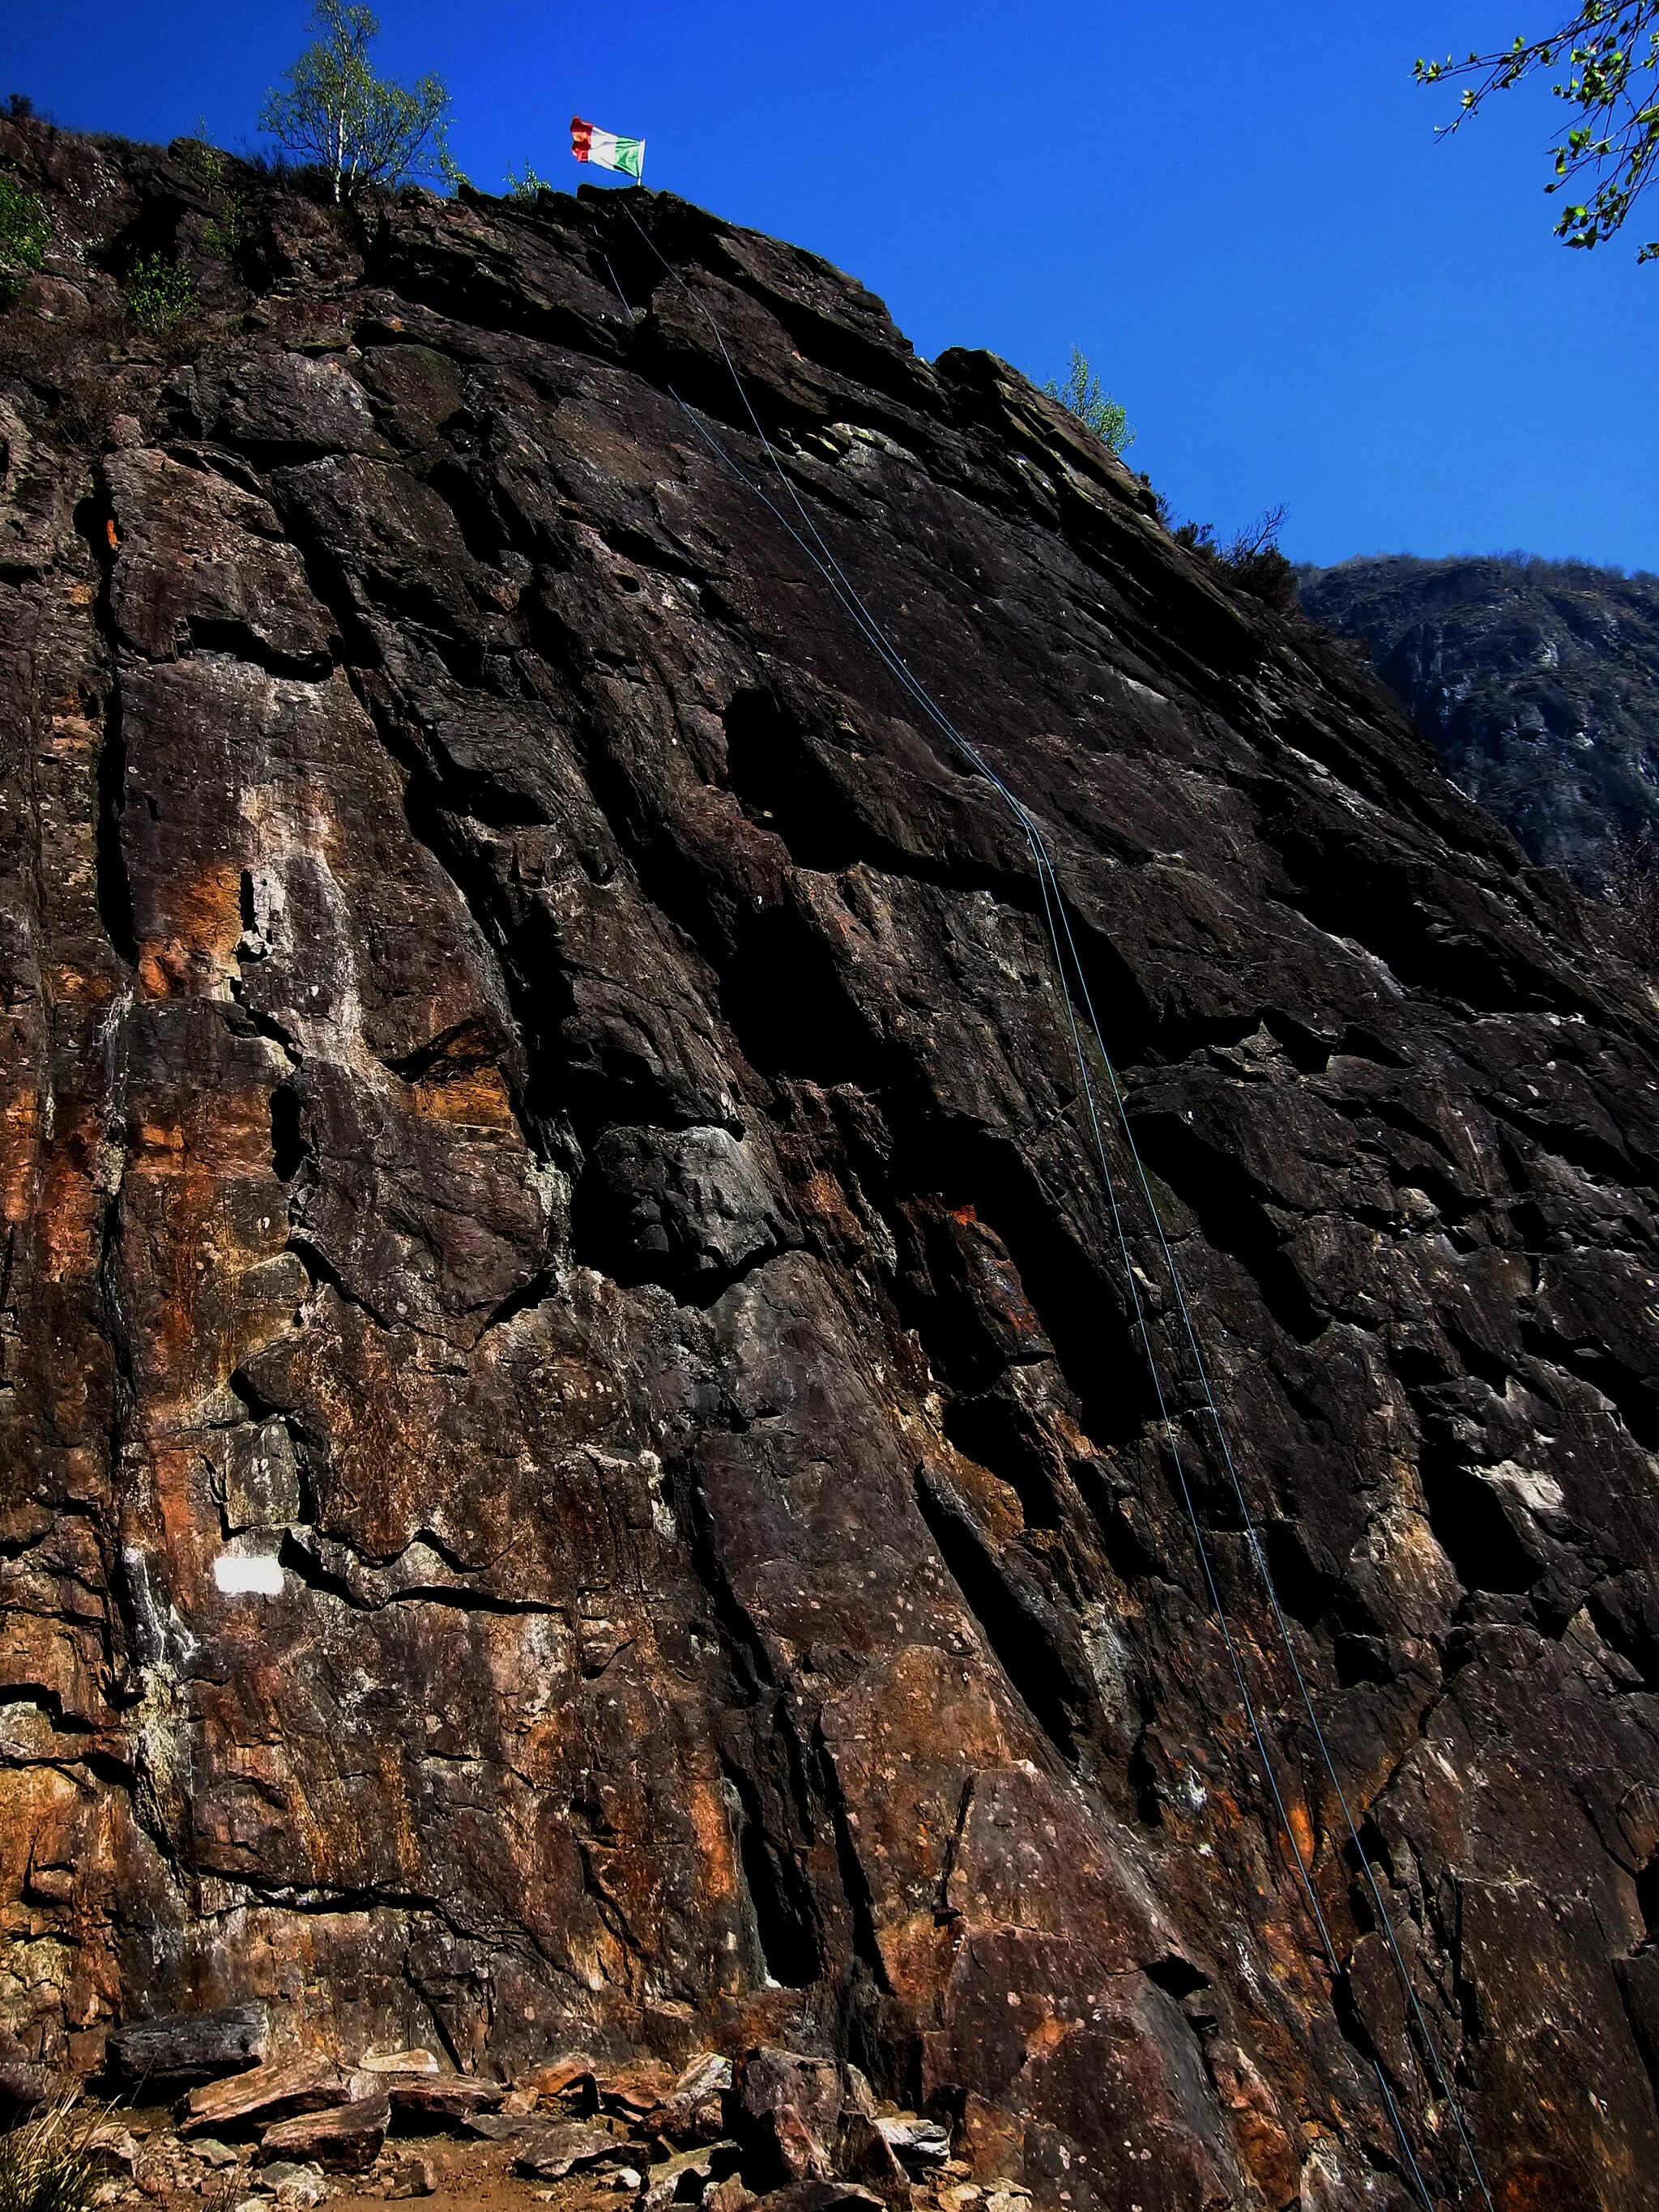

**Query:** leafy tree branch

left=1416, top=4, right=1659, bottom=258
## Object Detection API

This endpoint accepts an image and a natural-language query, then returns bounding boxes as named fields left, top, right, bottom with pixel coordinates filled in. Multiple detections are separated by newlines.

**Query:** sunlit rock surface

left=3, top=114, right=1659, bottom=2210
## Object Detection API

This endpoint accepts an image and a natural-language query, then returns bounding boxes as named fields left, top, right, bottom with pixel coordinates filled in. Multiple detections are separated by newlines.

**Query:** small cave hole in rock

left=1419, top=1455, right=1540, bottom=1596
left=1261, top=1520, right=1337, bottom=1634
left=942, top=1394, right=1063, bottom=1530
left=723, top=906, right=884, bottom=1089
left=1636, top=1855, right=1659, bottom=1942
left=1145, top=1954, right=1211, bottom=2002
left=724, top=1771, right=823, bottom=1990
left=270, top=1085, right=306, bottom=1184
left=722, top=688, right=860, bottom=871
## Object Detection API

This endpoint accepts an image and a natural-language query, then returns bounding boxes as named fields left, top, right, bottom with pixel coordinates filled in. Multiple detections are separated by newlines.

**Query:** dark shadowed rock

left=660, top=2051, right=736, bottom=2144
left=2, top=104, right=1659, bottom=2212
left=739, top=2050, right=842, bottom=2184
left=754, top=2184, right=885, bottom=2212
left=834, top=2117, right=908, bottom=2197
left=642, top=2142, right=743, bottom=2212
left=0, top=2052, right=59, bottom=2112
left=108, top=2003, right=268, bottom=2089
left=385, top=2074, right=505, bottom=2124
left=87, top=2125, right=140, bottom=2176
left=870, top=2118, right=948, bottom=2172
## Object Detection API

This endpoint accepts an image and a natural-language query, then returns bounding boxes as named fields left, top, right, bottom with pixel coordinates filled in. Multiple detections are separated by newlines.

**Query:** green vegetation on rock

left=203, top=190, right=249, bottom=259
left=123, top=252, right=198, bottom=330
left=0, top=170, right=49, bottom=303
left=505, top=160, right=552, bottom=202
left=0, top=2100, right=104, bottom=2212
left=1044, top=346, right=1134, bottom=454
left=260, top=0, right=461, bottom=202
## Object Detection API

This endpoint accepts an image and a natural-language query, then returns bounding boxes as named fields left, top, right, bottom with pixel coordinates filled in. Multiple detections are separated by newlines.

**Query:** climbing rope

left=603, top=202, right=1492, bottom=2212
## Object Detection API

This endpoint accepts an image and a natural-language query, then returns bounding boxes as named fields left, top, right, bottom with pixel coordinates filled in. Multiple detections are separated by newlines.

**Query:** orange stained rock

left=797, top=1169, right=863, bottom=1243
left=147, top=1441, right=227, bottom=1576
left=876, top=1907, right=962, bottom=2005
left=124, top=1110, right=281, bottom=1398
left=12, top=1102, right=107, bottom=1280
left=47, top=705, right=97, bottom=752
left=0, top=1758, right=87, bottom=1894
left=1284, top=1799, right=1316, bottom=1870
left=135, top=860, right=245, bottom=999
left=1209, top=2039, right=1299, bottom=2203
left=686, top=1772, right=740, bottom=1902
left=1021, top=2005, right=1079, bottom=2058
left=411, top=1061, right=515, bottom=1128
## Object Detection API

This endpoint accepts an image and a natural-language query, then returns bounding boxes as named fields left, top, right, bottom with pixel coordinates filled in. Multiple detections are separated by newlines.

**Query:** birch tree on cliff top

left=260, top=0, right=461, bottom=201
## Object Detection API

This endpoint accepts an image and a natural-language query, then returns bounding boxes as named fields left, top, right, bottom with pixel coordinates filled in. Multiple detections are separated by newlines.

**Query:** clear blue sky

left=6, top=2, right=1656, bottom=569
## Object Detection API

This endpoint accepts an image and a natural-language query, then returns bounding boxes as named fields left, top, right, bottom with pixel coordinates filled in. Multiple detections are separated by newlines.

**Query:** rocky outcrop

left=3, top=114, right=1659, bottom=2210
left=1299, top=552, right=1659, bottom=892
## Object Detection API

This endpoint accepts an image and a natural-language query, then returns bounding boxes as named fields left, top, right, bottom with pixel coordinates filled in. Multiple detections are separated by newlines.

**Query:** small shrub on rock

left=505, top=161, right=552, bottom=201
left=203, top=190, right=249, bottom=259
left=1218, top=504, right=1299, bottom=611
left=1171, top=502, right=1299, bottom=612
left=122, top=253, right=198, bottom=330
left=0, top=171, right=49, bottom=304
left=1045, top=345, right=1134, bottom=456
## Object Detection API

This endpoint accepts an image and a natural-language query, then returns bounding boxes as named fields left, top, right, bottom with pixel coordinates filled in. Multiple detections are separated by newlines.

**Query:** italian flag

left=570, top=117, right=646, bottom=182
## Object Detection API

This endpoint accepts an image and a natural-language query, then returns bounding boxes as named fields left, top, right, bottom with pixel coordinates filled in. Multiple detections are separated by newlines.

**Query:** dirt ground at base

left=100, top=2116, right=640, bottom=2212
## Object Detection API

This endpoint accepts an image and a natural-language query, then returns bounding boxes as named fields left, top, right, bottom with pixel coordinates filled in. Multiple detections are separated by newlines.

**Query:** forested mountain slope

left=1299, top=553, right=1659, bottom=894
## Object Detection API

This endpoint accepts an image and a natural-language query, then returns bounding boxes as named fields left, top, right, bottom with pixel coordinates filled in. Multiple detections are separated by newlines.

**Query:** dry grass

left=0, top=2094, right=106, bottom=2212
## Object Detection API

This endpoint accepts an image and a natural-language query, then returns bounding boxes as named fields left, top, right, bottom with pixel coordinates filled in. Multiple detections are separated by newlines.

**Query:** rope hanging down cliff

left=603, top=200, right=1494, bottom=2212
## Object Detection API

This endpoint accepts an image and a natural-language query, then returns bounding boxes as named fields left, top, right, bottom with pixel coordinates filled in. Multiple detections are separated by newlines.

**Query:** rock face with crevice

left=4, top=117, right=1659, bottom=2212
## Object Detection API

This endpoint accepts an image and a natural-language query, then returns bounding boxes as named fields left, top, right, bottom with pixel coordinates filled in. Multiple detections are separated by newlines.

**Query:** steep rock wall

left=3, top=121, right=1659, bottom=2210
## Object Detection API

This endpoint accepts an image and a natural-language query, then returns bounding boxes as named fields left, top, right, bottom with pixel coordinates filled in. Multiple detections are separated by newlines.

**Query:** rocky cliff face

left=1299, top=554, right=1659, bottom=894
left=5, top=117, right=1659, bottom=2212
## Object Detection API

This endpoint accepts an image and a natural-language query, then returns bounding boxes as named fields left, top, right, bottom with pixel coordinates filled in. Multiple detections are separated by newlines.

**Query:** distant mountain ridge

left=1299, top=553, right=1659, bottom=893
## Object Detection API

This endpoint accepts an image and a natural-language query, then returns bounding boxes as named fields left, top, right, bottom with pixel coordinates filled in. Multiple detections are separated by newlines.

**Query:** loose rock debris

left=78, top=2051, right=1002, bottom=2212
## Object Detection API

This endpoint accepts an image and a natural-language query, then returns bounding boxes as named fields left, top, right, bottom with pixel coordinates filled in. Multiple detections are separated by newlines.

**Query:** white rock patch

left=214, top=1554, right=284, bottom=1596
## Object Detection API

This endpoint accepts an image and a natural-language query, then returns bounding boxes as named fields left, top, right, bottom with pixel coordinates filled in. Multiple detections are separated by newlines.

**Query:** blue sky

left=5, top=2, right=1656, bottom=569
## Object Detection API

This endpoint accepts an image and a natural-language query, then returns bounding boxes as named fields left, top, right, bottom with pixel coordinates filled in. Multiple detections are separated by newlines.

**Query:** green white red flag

left=570, top=117, right=645, bottom=182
